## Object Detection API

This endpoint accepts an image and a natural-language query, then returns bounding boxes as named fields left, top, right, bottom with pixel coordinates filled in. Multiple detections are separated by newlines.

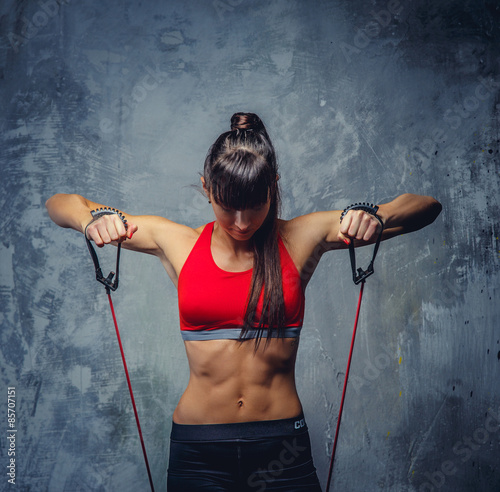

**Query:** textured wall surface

left=1, top=1, right=499, bottom=491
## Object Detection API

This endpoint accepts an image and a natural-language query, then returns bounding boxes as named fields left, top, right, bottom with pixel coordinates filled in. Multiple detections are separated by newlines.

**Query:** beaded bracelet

left=84, top=207, right=128, bottom=238
left=340, top=203, right=384, bottom=284
left=340, top=202, right=381, bottom=225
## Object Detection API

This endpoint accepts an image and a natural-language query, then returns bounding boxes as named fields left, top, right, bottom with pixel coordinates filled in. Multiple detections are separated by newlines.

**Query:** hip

left=167, top=413, right=321, bottom=491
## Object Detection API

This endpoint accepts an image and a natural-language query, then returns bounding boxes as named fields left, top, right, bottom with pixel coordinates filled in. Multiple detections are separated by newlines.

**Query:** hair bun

left=230, top=112, right=265, bottom=132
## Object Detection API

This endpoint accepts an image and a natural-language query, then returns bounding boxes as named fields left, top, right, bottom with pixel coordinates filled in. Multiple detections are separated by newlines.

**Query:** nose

left=234, top=211, right=251, bottom=230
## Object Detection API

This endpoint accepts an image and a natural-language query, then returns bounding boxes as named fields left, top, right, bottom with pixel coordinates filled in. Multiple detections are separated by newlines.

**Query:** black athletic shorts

left=167, top=413, right=322, bottom=491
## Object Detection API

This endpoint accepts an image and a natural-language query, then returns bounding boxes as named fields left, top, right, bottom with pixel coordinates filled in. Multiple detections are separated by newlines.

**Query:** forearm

left=45, top=193, right=96, bottom=234
left=378, top=193, right=442, bottom=234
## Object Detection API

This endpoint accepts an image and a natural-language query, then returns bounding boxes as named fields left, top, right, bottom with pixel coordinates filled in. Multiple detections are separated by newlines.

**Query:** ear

left=200, top=176, right=211, bottom=202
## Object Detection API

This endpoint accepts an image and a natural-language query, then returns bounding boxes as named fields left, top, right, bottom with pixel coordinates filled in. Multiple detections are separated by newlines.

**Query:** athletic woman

left=46, top=112, right=442, bottom=491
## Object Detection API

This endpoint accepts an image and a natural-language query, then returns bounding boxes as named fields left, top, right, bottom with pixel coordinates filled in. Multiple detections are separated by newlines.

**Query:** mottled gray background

left=1, top=0, right=499, bottom=491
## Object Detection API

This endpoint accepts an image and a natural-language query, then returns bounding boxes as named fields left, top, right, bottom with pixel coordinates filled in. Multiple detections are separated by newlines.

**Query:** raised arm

left=336, top=193, right=443, bottom=246
left=281, top=193, right=442, bottom=287
left=46, top=193, right=140, bottom=247
left=45, top=193, right=199, bottom=285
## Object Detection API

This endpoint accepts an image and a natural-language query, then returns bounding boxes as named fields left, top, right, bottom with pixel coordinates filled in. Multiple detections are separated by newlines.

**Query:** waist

left=181, top=325, right=302, bottom=341
left=170, top=413, right=308, bottom=441
left=177, top=336, right=301, bottom=424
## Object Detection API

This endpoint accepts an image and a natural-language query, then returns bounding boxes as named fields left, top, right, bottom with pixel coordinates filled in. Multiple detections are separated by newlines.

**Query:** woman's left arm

left=281, top=194, right=441, bottom=287
left=333, top=193, right=442, bottom=246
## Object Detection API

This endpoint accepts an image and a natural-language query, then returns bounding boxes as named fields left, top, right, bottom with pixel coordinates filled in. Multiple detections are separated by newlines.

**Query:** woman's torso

left=173, top=336, right=301, bottom=424
left=160, top=219, right=311, bottom=425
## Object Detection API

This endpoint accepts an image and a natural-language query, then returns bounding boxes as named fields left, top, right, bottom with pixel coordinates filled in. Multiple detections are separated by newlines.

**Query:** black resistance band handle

left=85, top=235, right=121, bottom=292
left=326, top=206, right=384, bottom=491
left=347, top=213, right=384, bottom=285
left=84, top=207, right=128, bottom=292
left=84, top=231, right=155, bottom=491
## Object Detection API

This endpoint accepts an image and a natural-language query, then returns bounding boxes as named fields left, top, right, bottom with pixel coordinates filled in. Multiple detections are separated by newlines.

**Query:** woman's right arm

left=45, top=193, right=130, bottom=236
left=46, top=193, right=177, bottom=256
left=45, top=193, right=199, bottom=284
left=45, top=193, right=139, bottom=245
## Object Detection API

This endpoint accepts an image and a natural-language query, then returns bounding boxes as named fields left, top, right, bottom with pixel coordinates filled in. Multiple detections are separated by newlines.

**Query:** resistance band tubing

left=326, top=280, right=365, bottom=492
left=107, top=291, right=156, bottom=492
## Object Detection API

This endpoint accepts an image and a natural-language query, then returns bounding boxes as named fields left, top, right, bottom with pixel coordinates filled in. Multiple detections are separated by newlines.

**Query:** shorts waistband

left=171, top=413, right=308, bottom=441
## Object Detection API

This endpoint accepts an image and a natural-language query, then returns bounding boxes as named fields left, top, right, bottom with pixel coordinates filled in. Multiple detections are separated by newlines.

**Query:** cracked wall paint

left=1, top=0, right=499, bottom=490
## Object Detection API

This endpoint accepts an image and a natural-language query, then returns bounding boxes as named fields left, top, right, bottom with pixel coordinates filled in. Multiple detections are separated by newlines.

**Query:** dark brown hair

left=203, top=112, right=285, bottom=344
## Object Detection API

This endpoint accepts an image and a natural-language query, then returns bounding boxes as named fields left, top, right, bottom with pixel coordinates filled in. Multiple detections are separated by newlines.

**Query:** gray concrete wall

left=1, top=0, right=499, bottom=490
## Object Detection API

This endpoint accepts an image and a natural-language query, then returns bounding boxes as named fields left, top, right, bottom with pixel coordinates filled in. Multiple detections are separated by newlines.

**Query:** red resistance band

left=86, top=237, right=155, bottom=492
left=325, top=281, right=364, bottom=492
left=326, top=210, right=384, bottom=491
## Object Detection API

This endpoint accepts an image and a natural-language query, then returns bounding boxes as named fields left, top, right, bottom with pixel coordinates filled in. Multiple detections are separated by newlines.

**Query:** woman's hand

left=85, top=214, right=138, bottom=248
left=45, top=193, right=198, bottom=286
left=45, top=194, right=140, bottom=248
left=337, top=210, right=383, bottom=245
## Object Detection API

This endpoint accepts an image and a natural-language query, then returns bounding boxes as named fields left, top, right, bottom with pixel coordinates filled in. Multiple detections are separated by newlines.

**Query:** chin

left=231, top=230, right=254, bottom=240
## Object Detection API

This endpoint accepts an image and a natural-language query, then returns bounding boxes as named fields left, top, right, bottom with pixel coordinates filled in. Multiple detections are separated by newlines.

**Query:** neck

left=212, top=222, right=253, bottom=255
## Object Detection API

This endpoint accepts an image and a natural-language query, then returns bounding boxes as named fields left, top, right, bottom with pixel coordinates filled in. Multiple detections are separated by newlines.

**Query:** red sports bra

left=178, top=222, right=305, bottom=341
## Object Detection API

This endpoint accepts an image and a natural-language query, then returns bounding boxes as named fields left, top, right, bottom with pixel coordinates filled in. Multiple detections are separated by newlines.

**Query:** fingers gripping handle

left=326, top=203, right=384, bottom=491
left=84, top=208, right=128, bottom=292
left=341, top=203, right=384, bottom=284
left=348, top=231, right=382, bottom=284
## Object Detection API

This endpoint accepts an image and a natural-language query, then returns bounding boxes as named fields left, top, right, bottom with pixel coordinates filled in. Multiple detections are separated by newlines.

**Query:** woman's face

left=211, top=199, right=271, bottom=241
left=201, top=176, right=272, bottom=241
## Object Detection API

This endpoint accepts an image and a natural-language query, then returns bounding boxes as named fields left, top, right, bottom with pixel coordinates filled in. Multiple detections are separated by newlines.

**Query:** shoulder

left=278, top=211, right=343, bottom=250
left=153, top=219, right=208, bottom=260
left=124, top=216, right=210, bottom=285
left=122, top=214, right=204, bottom=254
left=159, top=218, right=206, bottom=242
left=277, top=212, right=344, bottom=287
